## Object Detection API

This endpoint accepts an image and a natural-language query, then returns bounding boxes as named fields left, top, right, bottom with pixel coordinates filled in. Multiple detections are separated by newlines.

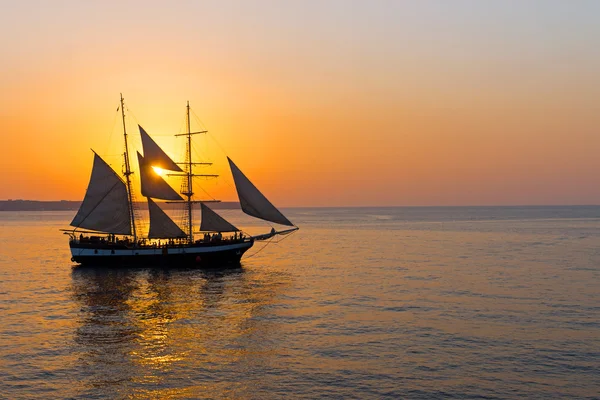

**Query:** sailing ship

left=64, top=94, right=298, bottom=267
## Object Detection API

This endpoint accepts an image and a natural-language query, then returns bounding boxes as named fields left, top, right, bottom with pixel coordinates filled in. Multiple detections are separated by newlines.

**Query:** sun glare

left=152, top=166, right=165, bottom=176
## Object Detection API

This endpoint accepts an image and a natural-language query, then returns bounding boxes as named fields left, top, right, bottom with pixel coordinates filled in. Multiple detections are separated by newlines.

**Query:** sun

left=152, top=166, right=165, bottom=176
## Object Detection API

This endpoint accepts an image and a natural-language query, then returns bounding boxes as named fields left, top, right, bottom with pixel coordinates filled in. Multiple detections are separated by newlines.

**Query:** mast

left=185, top=101, right=193, bottom=242
left=120, top=93, right=137, bottom=242
left=170, top=102, right=219, bottom=239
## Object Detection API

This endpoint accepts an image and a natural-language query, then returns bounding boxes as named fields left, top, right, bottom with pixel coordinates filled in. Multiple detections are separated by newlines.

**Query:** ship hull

left=70, top=240, right=254, bottom=268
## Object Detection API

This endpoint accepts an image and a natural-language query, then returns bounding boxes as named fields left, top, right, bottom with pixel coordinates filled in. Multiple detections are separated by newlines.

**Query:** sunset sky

left=1, top=1, right=599, bottom=206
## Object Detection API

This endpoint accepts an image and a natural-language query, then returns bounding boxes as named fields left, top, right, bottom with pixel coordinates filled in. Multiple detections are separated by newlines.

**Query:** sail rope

left=122, top=106, right=145, bottom=152
left=243, top=236, right=274, bottom=259
left=190, top=108, right=209, bottom=132
left=197, top=185, right=218, bottom=202
left=243, top=228, right=298, bottom=259
left=103, top=104, right=120, bottom=157
left=201, top=131, right=246, bottom=199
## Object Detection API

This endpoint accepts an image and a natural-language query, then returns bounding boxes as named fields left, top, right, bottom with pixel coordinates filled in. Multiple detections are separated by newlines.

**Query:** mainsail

left=137, top=152, right=183, bottom=200
left=139, top=125, right=183, bottom=172
left=147, top=198, right=187, bottom=239
left=227, top=157, right=294, bottom=227
left=70, top=152, right=132, bottom=234
left=199, top=203, right=239, bottom=232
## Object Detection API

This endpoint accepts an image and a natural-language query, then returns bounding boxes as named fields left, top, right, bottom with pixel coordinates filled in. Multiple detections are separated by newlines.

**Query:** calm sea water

left=0, top=207, right=599, bottom=399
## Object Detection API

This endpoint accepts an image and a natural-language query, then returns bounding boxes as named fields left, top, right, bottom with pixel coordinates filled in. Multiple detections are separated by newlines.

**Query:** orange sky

left=1, top=1, right=600, bottom=206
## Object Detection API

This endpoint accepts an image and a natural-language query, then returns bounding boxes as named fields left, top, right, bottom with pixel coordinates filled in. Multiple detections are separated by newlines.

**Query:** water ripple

left=1, top=208, right=599, bottom=398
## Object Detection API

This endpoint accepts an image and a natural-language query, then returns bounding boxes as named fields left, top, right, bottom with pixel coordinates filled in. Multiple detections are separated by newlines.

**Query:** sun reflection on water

left=69, top=265, right=288, bottom=398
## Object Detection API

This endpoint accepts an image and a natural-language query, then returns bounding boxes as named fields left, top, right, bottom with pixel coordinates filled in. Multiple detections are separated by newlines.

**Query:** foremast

left=120, top=93, right=137, bottom=242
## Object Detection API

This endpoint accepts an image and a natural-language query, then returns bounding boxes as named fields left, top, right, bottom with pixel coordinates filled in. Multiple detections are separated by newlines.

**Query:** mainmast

left=120, top=93, right=137, bottom=242
left=171, top=102, right=218, bottom=241
left=185, top=101, right=194, bottom=242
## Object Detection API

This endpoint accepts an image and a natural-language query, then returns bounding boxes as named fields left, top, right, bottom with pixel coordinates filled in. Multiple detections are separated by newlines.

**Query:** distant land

left=0, top=200, right=241, bottom=211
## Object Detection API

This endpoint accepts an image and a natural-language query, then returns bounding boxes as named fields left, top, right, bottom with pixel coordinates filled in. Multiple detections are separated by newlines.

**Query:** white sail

left=139, top=125, right=183, bottom=172
left=137, top=152, right=183, bottom=201
left=227, top=157, right=294, bottom=227
left=147, top=198, right=187, bottom=239
left=70, top=152, right=132, bottom=234
left=199, top=203, right=239, bottom=232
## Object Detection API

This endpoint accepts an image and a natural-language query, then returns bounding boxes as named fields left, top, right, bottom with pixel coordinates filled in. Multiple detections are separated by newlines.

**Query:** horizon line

left=2, top=199, right=600, bottom=208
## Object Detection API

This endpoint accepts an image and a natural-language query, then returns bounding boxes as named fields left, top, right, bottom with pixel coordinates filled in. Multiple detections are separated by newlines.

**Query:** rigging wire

left=196, top=185, right=218, bottom=202
left=243, top=236, right=274, bottom=259
left=180, top=105, right=221, bottom=202
left=243, top=229, right=298, bottom=259
left=189, top=108, right=217, bottom=163
left=199, top=127, right=292, bottom=233
left=184, top=104, right=286, bottom=237
left=196, top=130, right=239, bottom=197
left=123, top=105, right=145, bottom=153
left=190, top=108, right=208, bottom=131
left=103, top=104, right=120, bottom=157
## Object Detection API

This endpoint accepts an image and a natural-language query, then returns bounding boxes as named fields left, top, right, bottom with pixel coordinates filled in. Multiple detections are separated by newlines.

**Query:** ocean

left=0, top=207, right=599, bottom=399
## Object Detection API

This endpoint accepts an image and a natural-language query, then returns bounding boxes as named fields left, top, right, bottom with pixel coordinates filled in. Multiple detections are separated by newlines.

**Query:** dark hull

left=70, top=240, right=254, bottom=268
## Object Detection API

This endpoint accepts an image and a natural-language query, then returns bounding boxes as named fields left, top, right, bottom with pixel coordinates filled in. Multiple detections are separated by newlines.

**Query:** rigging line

left=206, top=131, right=229, bottom=157
left=103, top=105, right=120, bottom=157
left=173, top=112, right=188, bottom=163
left=271, top=229, right=298, bottom=244
left=180, top=112, right=230, bottom=193
left=185, top=135, right=218, bottom=201
left=188, top=119, right=212, bottom=161
left=177, top=113, right=186, bottom=136
left=117, top=105, right=142, bottom=159
left=190, top=135, right=212, bottom=163
left=177, top=107, right=203, bottom=157
left=189, top=108, right=208, bottom=131
left=244, top=228, right=298, bottom=259
left=197, top=185, right=218, bottom=201
left=204, top=131, right=239, bottom=193
left=242, top=226, right=299, bottom=260
left=123, top=106, right=145, bottom=143
left=124, top=105, right=142, bottom=126
left=243, top=237, right=274, bottom=259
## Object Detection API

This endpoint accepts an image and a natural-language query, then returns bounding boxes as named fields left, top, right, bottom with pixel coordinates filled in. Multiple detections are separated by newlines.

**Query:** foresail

left=147, top=198, right=187, bottom=239
left=199, top=203, right=239, bottom=232
left=70, top=152, right=132, bottom=234
left=138, top=152, right=183, bottom=200
left=227, top=157, right=294, bottom=226
left=139, top=125, right=183, bottom=172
